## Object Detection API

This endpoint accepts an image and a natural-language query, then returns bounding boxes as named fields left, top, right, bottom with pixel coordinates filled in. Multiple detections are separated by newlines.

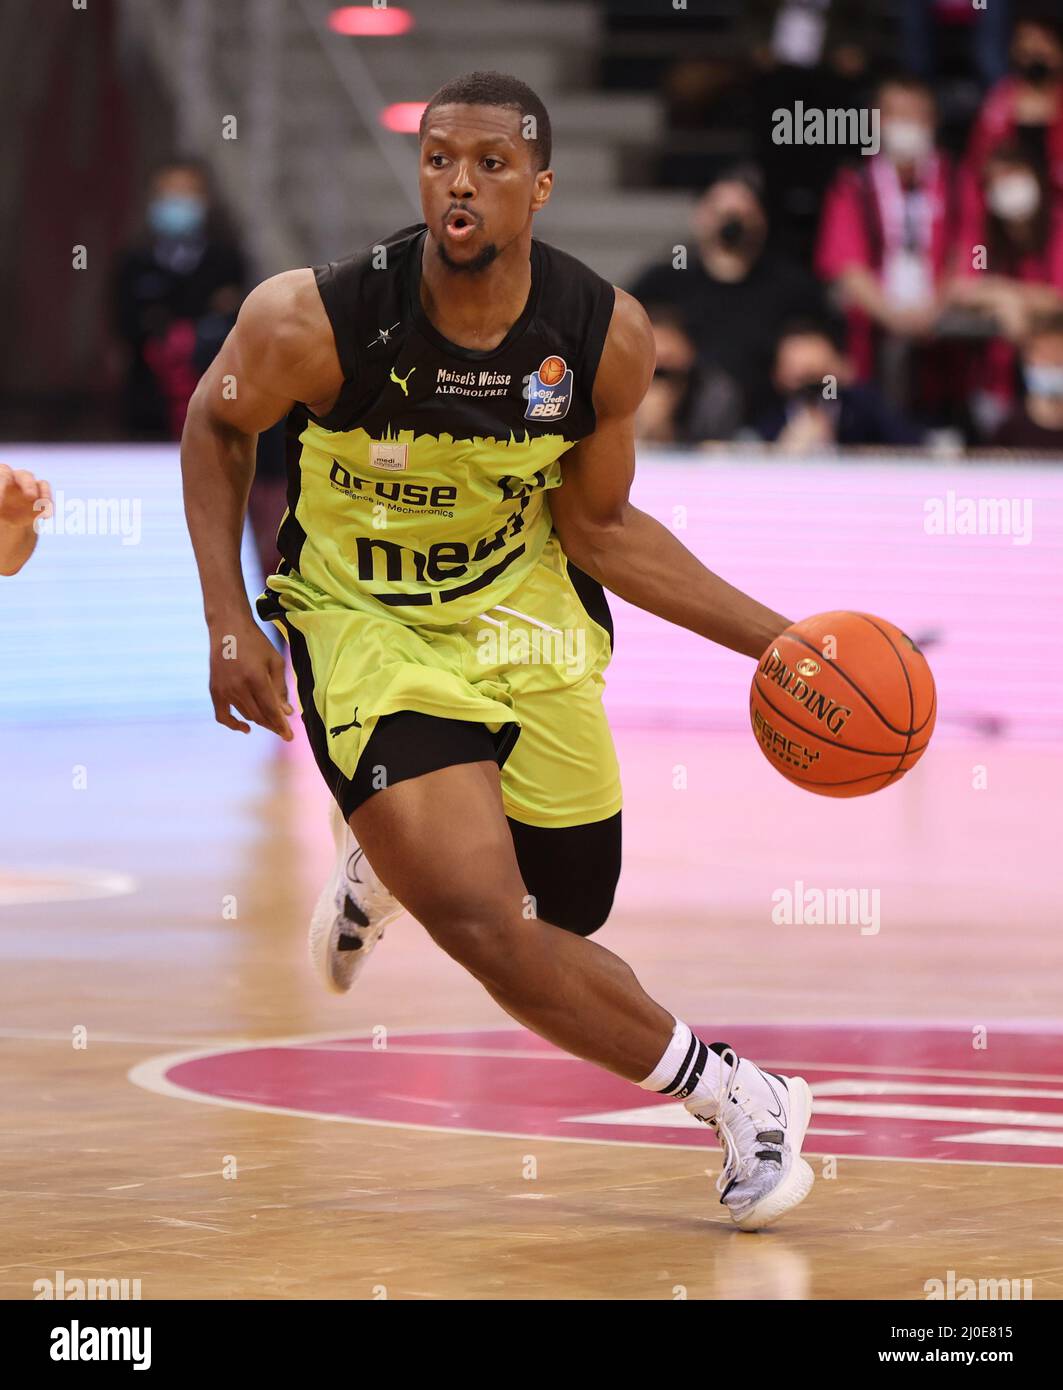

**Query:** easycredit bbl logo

left=525, top=355, right=573, bottom=422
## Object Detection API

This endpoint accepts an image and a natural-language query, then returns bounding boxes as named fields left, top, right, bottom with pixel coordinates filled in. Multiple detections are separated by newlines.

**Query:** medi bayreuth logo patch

left=525, top=355, right=573, bottom=422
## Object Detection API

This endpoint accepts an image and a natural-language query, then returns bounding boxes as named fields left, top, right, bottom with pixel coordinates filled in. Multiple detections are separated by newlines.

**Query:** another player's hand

left=0, top=464, right=52, bottom=530
left=0, top=465, right=51, bottom=575
left=208, top=616, right=294, bottom=740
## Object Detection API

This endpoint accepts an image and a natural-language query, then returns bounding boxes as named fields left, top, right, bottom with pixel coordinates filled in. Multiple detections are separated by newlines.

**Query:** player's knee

left=419, top=897, right=523, bottom=979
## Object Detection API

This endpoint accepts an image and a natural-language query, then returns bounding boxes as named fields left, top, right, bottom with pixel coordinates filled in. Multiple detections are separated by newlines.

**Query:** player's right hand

left=208, top=617, right=294, bottom=740
left=0, top=464, right=52, bottom=529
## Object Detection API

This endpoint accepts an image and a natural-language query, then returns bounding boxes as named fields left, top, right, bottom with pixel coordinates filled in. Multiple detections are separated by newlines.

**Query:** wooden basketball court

left=2, top=719, right=1059, bottom=1301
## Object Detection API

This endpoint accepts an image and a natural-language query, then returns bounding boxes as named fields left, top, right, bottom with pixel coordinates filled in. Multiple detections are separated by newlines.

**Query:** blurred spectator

left=635, top=307, right=735, bottom=445
left=962, top=6, right=1063, bottom=198
left=900, top=0, right=1012, bottom=126
left=114, top=157, right=246, bottom=440
left=629, top=167, right=825, bottom=436
left=816, top=75, right=954, bottom=395
left=744, top=1, right=876, bottom=260
left=636, top=308, right=698, bottom=445
left=112, top=156, right=286, bottom=584
left=948, top=142, right=1063, bottom=433
left=990, top=310, right=1063, bottom=448
left=756, top=320, right=923, bottom=450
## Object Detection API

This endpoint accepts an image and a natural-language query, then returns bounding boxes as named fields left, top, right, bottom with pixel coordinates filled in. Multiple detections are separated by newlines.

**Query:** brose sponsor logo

left=759, top=647, right=852, bottom=735
left=329, top=460, right=457, bottom=515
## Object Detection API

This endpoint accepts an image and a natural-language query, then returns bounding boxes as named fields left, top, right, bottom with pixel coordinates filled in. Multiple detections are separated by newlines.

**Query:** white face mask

left=1025, top=363, right=1063, bottom=399
left=881, top=120, right=932, bottom=164
left=988, top=173, right=1041, bottom=221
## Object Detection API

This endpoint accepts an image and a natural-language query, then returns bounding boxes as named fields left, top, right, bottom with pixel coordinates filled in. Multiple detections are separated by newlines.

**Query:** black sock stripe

left=682, top=1040, right=710, bottom=1096
left=660, top=1035, right=698, bottom=1095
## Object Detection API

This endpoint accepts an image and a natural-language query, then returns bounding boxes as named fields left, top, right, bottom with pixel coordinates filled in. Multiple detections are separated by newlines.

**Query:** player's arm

left=0, top=465, right=52, bottom=576
left=549, top=290, right=791, bottom=659
left=180, top=268, right=343, bottom=737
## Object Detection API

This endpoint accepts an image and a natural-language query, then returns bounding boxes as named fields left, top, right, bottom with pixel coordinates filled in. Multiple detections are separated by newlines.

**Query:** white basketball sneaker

left=688, top=1043, right=814, bottom=1231
left=308, top=802, right=403, bottom=994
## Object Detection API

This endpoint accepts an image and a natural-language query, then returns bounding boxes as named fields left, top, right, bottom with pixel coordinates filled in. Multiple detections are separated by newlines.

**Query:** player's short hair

left=419, top=71, right=552, bottom=171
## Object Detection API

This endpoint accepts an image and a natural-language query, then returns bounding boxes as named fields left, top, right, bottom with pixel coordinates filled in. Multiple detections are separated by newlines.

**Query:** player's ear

left=531, top=169, right=553, bottom=213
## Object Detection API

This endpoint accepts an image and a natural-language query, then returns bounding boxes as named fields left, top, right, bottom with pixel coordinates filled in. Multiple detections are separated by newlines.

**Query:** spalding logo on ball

left=750, top=611, right=937, bottom=797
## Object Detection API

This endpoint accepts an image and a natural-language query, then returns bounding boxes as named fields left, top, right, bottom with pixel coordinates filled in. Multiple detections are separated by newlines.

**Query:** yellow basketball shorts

left=256, top=536, right=622, bottom=829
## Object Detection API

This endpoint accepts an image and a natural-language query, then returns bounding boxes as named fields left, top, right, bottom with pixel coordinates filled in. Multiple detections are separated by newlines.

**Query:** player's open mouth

left=444, top=211, right=477, bottom=241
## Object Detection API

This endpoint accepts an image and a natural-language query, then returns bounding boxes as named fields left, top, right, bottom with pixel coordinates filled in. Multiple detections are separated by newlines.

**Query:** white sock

left=638, top=1018, right=728, bottom=1116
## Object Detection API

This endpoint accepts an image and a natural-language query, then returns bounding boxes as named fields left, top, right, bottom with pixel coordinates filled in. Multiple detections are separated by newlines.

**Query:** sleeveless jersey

left=271, top=222, right=616, bottom=627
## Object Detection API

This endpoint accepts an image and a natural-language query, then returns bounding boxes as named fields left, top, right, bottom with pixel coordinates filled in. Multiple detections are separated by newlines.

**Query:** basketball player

left=181, top=73, right=814, bottom=1230
left=0, top=464, right=51, bottom=576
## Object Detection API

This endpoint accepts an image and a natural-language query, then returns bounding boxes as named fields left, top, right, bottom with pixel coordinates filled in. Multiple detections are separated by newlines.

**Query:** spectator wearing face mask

left=948, top=143, right=1063, bottom=433
left=114, top=157, right=247, bottom=439
left=629, top=167, right=826, bottom=435
left=815, top=75, right=955, bottom=389
left=990, top=311, right=1063, bottom=448
left=963, top=7, right=1063, bottom=200
left=755, top=320, right=923, bottom=452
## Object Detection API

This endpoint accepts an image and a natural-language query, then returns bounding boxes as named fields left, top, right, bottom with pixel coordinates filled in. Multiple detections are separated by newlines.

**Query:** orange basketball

left=750, top=611, right=936, bottom=797
left=538, top=355, right=566, bottom=386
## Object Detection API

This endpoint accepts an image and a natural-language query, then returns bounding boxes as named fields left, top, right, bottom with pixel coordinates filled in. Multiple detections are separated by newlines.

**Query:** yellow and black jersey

left=258, top=222, right=616, bottom=629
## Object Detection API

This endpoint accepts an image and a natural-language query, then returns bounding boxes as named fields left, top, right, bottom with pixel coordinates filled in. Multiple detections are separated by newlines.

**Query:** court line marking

left=126, top=1027, right=1063, bottom=1171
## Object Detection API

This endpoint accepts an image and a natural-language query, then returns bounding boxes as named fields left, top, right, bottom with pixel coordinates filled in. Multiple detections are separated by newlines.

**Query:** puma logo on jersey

left=329, top=709, right=362, bottom=737
left=390, top=366, right=416, bottom=396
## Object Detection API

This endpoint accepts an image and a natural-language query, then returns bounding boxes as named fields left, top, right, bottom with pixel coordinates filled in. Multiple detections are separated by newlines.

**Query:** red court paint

left=141, top=1023, right=1063, bottom=1168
